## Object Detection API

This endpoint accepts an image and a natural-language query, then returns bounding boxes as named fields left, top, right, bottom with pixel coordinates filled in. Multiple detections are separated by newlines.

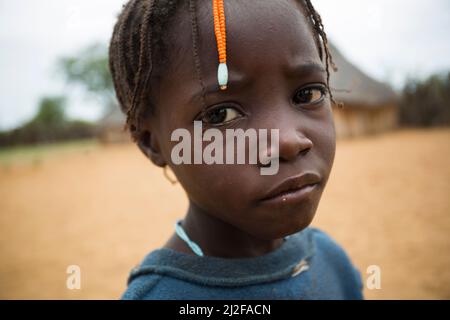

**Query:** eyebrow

left=189, top=72, right=250, bottom=104
left=285, top=61, right=327, bottom=77
left=189, top=62, right=326, bottom=104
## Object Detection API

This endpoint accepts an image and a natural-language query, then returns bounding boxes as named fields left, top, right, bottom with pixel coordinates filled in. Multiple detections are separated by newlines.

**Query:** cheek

left=171, top=163, right=254, bottom=215
left=313, top=105, right=336, bottom=176
left=300, top=103, right=336, bottom=181
left=162, top=127, right=259, bottom=215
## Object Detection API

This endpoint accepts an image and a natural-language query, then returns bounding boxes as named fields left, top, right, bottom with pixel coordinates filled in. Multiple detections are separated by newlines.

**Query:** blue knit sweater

left=122, top=228, right=364, bottom=300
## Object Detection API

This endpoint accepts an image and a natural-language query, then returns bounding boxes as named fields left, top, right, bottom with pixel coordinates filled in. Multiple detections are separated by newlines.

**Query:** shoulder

left=308, top=227, right=351, bottom=263
left=122, top=268, right=216, bottom=300
left=121, top=249, right=209, bottom=300
left=121, top=273, right=164, bottom=300
left=306, top=227, right=364, bottom=299
left=121, top=250, right=170, bottom=300
left=121, top=252, right=187, bottom=300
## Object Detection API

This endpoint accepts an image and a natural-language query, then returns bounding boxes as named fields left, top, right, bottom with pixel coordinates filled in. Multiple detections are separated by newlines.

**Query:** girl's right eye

left=200, top=106, right=243, bottom=125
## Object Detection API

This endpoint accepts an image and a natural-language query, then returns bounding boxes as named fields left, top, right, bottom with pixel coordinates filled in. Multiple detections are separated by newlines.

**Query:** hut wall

left=332, top=103, right=398, bottom=138
left=97, top=125, right=132, bottom=144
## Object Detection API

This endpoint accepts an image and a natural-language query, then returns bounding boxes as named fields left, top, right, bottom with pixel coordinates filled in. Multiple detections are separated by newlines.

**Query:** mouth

left=259, top=172, right=321, bottom=204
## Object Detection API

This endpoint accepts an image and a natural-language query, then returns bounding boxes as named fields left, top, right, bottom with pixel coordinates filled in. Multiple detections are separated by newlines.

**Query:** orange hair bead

left=213, top=0, right=228, bottom=90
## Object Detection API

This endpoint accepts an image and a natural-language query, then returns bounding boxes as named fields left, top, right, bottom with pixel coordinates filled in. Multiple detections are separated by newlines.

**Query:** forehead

left=157, top=0, right=321, bottom=105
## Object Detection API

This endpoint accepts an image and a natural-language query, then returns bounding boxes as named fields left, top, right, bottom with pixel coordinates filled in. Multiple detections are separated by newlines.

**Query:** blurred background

left=0, top=0, right=449, bottom=299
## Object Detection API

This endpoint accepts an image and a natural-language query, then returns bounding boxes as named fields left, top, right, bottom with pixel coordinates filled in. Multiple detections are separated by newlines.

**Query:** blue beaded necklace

left=174, top=219, right=290, bottom=257
left=174, top=219, right=205, bottom=257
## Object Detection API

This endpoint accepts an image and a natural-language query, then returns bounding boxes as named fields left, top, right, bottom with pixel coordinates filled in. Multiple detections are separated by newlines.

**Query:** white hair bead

left=218, top=62, right=228, bottom=90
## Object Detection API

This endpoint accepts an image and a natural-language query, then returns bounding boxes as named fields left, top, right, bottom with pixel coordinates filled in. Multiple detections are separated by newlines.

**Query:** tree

left=32, top=96, right=66, bottom=127
left=19, top=96, right=67, bottom=144
left=399, top=72, right=450, bottom=127
left=59, top=43, right=116, bottom=116
left=0, top=96, right=95, bottom=147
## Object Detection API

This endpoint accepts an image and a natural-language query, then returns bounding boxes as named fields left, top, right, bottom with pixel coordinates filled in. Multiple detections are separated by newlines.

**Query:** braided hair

left=109, top=0, right=338, bottom=142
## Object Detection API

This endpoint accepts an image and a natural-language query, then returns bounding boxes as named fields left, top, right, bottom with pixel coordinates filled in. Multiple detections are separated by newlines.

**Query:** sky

left=0, top=0, right=449, bottom=130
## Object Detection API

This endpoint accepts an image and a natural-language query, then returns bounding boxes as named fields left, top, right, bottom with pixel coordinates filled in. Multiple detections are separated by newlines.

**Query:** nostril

left=300, top=147, right=311, bottom=156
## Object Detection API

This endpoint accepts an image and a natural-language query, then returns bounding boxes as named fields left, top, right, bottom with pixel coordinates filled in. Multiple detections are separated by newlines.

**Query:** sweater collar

left=129, top=228, right=316, bottom=287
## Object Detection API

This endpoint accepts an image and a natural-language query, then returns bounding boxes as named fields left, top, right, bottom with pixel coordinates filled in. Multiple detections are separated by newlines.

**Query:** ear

left=137, top=130, right=167, bottom=167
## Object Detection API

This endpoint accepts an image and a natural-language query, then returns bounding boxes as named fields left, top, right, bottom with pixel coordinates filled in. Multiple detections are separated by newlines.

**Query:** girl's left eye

left=293, top=86, right=327, bottom=106
left=200, top=106, right=242, bottom=125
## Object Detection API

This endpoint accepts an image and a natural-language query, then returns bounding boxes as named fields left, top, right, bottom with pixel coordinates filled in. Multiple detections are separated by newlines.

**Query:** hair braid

left=127, top=0, right=157, bottom=134
left=189, top=0, right=208, bottom=110
left=303, top=0, right=342, bottom=108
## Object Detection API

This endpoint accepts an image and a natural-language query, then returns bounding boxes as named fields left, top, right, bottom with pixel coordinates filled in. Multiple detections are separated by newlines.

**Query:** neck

left=179, top=201, right=284, bottom=258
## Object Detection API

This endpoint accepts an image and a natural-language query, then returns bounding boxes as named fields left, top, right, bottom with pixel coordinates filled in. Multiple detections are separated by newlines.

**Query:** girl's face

left=140, top=0, right=336, bottom=240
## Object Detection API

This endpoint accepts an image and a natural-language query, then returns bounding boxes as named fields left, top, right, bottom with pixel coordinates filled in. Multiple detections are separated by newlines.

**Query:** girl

left=110, top=0, right=363, bottom=299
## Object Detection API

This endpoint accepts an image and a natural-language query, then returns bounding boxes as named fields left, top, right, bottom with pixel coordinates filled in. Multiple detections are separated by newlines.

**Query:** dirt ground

left=0, top=128, right=449, bottom=299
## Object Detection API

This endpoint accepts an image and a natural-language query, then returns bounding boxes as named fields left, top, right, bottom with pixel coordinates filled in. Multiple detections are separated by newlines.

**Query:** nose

left=255, top=96, right=314, bottom=166
left=258, top=120, right=313, bottom=167
left=278, top=127, right=313, bottom=162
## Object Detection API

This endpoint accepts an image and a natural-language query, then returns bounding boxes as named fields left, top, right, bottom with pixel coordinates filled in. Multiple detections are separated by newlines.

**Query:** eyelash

left=292, top=84, right=328, bottom=107
left=196, top=103, right=244, bottom=127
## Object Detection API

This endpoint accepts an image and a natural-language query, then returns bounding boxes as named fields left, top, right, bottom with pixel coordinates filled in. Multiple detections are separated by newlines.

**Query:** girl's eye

left=293, top=86, right=327, bottom=106
left=201, top=106, right=242, bottom=125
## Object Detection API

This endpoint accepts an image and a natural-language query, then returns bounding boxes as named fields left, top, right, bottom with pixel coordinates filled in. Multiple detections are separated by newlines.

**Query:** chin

left=244, top=210, right=316, bottom=241
left=289, top=212, right=316, bottom=234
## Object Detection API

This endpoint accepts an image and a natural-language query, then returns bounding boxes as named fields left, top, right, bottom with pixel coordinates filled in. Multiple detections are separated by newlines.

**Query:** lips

left=260, top=172, right=321, bottom=202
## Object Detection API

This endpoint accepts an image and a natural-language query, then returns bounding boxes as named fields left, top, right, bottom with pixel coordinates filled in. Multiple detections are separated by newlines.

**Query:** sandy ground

left=0, top=128, right=449, bottom=300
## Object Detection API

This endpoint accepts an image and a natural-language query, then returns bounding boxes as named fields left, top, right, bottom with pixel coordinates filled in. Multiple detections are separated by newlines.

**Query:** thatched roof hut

left=97, top=107, right=130, bottom=143
left=329, top=44, right=398, bottom=138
